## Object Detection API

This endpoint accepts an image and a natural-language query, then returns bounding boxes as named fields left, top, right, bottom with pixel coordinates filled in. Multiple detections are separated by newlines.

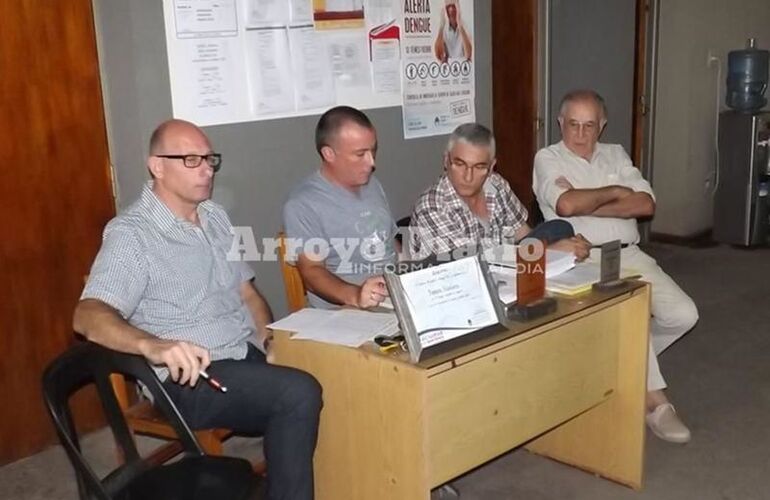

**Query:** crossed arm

left=554, top=176, right=655, bottom=219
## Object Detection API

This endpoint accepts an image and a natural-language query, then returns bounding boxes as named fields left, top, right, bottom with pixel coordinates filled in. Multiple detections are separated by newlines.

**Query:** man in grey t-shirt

left=283, top=106, right=397, bottom=309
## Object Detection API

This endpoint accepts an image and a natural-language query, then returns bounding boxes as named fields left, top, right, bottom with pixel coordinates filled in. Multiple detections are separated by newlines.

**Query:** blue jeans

left=164, top=344, right=321, bottom=500
left=525, top=219, right=574, bottom=244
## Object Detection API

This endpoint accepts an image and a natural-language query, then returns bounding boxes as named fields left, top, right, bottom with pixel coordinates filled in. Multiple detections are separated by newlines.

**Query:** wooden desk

left=272, top=283, right=650, bottom=500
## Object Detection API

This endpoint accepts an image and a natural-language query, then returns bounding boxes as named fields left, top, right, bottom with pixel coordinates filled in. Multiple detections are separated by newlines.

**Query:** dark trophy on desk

left=507, top=239, right=557, bottom=321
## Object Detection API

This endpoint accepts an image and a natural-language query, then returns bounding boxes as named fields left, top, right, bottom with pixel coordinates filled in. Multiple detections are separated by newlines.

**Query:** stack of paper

left=546, top=263, right=601, bottom=296
left=267, top=308, right=400, bottom=347
left=485, top=244, right=576, bottom=279
left=545, top=249, right=577, bottom=277
left=546, top=264, right=640, bottom=296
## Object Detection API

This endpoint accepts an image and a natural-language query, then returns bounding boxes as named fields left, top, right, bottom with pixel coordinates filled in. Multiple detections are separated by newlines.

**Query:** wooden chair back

left=278, top=231, right=307, bottom=313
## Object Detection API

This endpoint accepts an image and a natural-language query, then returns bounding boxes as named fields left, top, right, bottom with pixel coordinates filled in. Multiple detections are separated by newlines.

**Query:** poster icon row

left=404, top=60, right=472, bottom=80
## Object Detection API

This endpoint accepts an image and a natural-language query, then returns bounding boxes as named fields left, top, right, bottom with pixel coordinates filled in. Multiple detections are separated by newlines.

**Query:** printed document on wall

left=167, top=37, right=251, bottom=125
left=245, top=28, right=295, bottom=115
left=400, top=0, right=475, bottom=139
left=289, top=26, right=336, bottom=110
left=365, top=0, right=397, bottom=27
left=163, top=0, right=249, bottom=124
left=172, top=0, right=239, bottom=37
left=369, top=20, right=401, bottom=94
left=328, top=33, right=373, bottom=106
left=245, top=0, right=290, bottom=27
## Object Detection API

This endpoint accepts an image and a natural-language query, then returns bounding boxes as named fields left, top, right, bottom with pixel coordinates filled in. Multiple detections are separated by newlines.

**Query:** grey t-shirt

left=283, top=171, right=397, bottom=308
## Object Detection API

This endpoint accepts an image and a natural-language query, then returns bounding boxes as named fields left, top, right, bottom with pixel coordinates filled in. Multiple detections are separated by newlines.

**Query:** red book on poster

left=368, top=20, right=400, bottom=60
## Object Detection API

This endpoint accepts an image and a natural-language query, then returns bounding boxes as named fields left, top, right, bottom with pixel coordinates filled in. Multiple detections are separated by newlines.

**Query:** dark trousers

left=163, top=344, right=322, bottom=500
left=525, top=219, right=575, bottom=244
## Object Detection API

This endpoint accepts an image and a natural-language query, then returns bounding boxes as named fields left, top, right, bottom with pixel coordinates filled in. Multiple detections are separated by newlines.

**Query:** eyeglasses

left=448, top=157, right=491, bottom=174
left=564, top=120, right=598, bottom=134
left=155, top=154, right=222, bottom=171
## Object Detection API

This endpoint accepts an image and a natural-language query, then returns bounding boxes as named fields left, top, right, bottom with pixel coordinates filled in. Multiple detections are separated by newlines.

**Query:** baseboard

left=649, top=229, right=717, bottom=248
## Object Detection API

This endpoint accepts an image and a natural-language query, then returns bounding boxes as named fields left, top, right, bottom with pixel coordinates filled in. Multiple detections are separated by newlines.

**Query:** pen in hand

left=199, top=369, right=228, bottom=393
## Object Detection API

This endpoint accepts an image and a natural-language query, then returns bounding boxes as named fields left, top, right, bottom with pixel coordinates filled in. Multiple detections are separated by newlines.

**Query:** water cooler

left=713, top=39, right=770, bottom=246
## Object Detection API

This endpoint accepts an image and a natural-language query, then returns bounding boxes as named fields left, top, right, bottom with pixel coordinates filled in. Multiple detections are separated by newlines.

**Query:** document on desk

left=268, top=308, right=399, bottom=347
left=491, top=269, right=517, bottom=305
left=485, top=244, right=576, bottom=278
left=546, top=263, right=639, bottom=296
left=398, top=257, right=498, bottom=348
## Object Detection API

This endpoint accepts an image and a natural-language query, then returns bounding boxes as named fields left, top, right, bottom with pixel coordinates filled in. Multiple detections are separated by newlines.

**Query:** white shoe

left=646, top=403, right=691, bottom=443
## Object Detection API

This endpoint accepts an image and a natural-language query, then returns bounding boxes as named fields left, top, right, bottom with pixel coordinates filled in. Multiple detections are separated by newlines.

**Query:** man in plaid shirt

left=409, top=122, right=591, bottom=261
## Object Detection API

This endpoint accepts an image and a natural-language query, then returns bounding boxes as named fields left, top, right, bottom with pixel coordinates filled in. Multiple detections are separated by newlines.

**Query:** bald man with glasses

left=74, top=119, right=321, bottom=500
left=409, top=122, right=591, bottom=260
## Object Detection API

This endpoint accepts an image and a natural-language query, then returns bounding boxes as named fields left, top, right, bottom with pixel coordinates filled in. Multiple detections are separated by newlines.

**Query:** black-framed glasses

left=155, top=153, right=222, bottom=171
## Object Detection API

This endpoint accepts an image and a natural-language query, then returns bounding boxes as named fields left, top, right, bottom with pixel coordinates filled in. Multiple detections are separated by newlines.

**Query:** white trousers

left=589, top=245, right=699, bottom=391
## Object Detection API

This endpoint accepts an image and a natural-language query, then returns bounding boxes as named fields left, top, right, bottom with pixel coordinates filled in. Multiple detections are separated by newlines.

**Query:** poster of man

left=434, top=0, right=472, bottom=62
left=401, top=0, right=475, bottom=139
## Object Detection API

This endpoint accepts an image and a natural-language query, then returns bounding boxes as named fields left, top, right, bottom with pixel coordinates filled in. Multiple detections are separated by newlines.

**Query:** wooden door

left=491, top=0, right=538, bottom=215
left=0, top=0, right=115, bottom=464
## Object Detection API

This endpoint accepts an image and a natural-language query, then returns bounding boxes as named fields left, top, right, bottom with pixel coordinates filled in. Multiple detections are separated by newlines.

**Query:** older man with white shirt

left=533, top=89, right=699, bottom=444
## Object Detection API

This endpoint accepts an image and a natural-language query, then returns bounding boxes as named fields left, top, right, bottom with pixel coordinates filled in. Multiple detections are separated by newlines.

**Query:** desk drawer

left=425, top=308, right=619, bottom=486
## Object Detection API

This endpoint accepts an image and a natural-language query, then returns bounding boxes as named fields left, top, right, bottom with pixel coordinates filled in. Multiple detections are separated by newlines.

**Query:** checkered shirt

left=409, top=172, right=528, bottom=259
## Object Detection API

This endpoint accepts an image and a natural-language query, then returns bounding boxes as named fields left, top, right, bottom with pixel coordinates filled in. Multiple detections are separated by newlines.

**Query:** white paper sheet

left=245, top=0, right=289, bottom=27
left=325, top=0, right=364, bottom=11
left=371, top=37, right=401, bottom=94
left=485, top=244, right=576, bottom=279
left=268, top=309, right=399, bottom=347
left=168, top=37, right=250, bottom=125
left=290, top=0, right=314, bottom=23
left=172, top=0, right=238, bottom=37
left=490, top=270, right=517, bottom=305
left=546, top=264, right=638, bottom=294
left=288, top=26, right=336, bottom=110
left=328, top=33, right=372, bottom=91
left=245, top=28, right=295, bottom=115
left=365, top=0, right=397, bottom=27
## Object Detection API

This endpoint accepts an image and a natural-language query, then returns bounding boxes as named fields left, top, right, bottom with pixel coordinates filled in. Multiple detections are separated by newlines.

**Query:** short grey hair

left=558, top=89, right=608, bottom=122
left=446, top=122, right=496, bottom=158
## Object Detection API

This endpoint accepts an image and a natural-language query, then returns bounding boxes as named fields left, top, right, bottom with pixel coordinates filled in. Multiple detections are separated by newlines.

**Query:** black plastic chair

left=395, top=215, right=412, bottom=247
left=42, top=341, right=262, bottom=500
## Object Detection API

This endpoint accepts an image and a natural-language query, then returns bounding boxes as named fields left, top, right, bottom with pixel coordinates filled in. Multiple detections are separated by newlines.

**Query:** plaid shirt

left=409, top=173, right=528, bottom=259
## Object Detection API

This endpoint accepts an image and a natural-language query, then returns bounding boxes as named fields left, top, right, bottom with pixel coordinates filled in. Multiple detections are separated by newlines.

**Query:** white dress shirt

left=533, top=141, right=655, bottom=245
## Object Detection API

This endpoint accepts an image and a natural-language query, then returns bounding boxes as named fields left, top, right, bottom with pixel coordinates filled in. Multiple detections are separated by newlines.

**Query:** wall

left=547, top=0, right=636, bottom=152
left=652, top=0, right=770, bottom=236
left=93, top=0, right=492, bottom=317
